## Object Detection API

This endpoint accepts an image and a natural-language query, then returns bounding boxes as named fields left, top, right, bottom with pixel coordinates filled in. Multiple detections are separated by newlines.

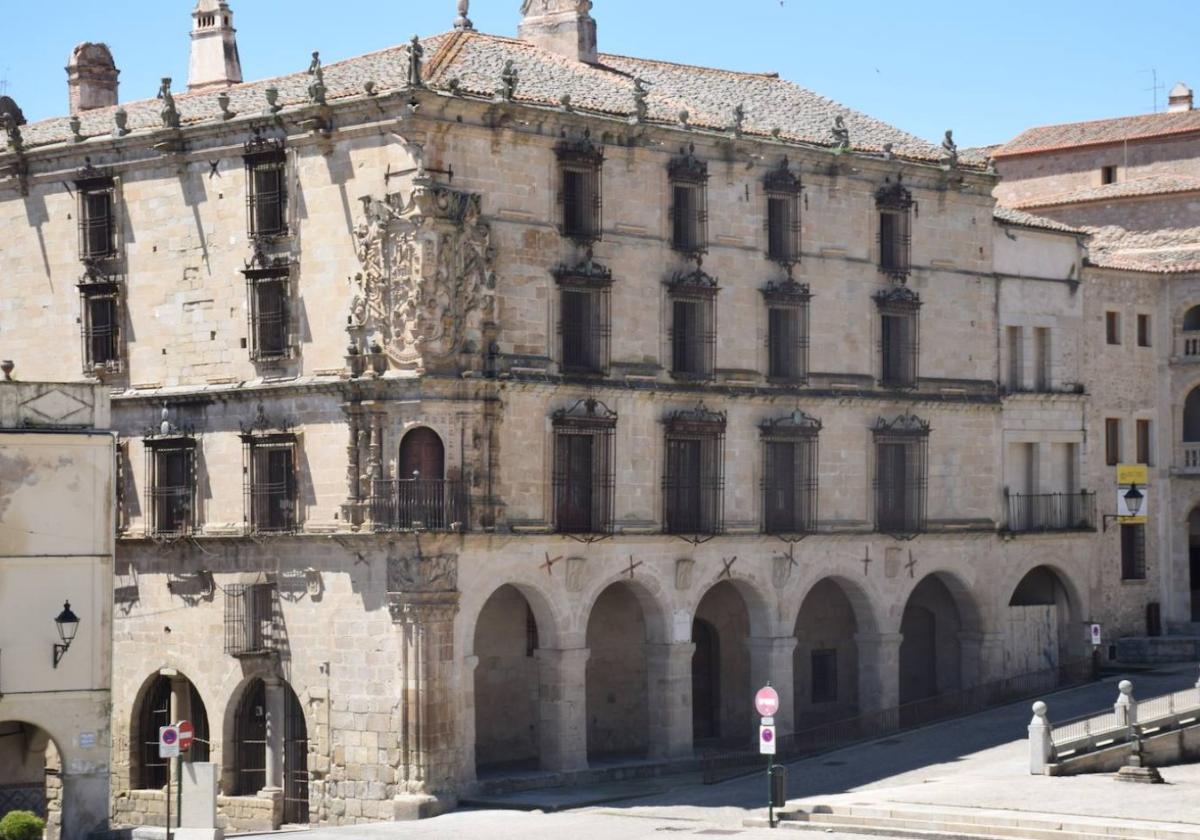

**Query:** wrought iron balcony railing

left=1005, top=490, right=1096, bottom=533
left=370, top=479, right=467, bottom=532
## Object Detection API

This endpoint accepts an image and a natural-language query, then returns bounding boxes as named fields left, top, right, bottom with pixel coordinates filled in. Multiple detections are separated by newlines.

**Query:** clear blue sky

left=2, top=0, right=1196, bottom=147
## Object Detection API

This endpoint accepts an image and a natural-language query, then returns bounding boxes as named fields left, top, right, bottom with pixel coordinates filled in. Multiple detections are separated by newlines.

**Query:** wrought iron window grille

left=760, top=410, right=821, bottom=537
left=764, top=158, right=803, bottom=267
left=1004, top=490, right=1097, bottom=533
left=875, top=177, right=914, bottom=281
left=556, top=133, right=604, bottom=244
left=551, top=398, right=617, bottom=538
left=242, top=247, right=296, bottom=362
left=667, top=267, right=719, bottom=380
left=239, top=404, right=299, bottom=535
left=663, top=404, right=726, bottom=540
left=872, top=414, right=930, bottom=538
left=75, top=167, right=118, bottom=262
left=669, top=144, right=709, bottom=256
left=143, top=407, right=198, bottom=539
left=244, top=134, right=288, bottom=239
left=875, top=285, right=921, bottom=389
left=224, top=582, right=281, bottom=656
left=763, top=280, right=811, bottom=384
left=77, top=264, right=124, bottom=375
left=554, top=256, right=613, bottom=374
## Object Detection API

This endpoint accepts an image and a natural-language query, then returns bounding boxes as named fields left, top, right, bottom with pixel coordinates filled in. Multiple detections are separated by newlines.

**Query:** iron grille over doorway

left=551, top=398, right=617, bottom=535
left=663, top=404, right=726, bottom=537
left=760, top=410, right=821, bottom=535
left=873, top=414, right=930, bottom=536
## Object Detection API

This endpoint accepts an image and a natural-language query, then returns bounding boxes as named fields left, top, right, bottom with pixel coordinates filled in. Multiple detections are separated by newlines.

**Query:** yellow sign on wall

left=1117, top=464, right=1148, bottom=486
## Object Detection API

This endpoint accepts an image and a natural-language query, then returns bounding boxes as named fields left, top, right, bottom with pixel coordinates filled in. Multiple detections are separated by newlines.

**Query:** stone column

left=959, top=631, right=1005, bottom=689
left=855, top=632, right=903, bottom=716
left=169, top=675, right=193, bottom=724
left=746, top=637, right=797, bottom=736
left=460, top=655, right=480, bottom=785
left=263, top=676, right=285, bottom=791
left=342, top=405, right=362, bottom=526
left=534, top=647, right=590, bottom=773
left=645, top=643, right=695, bottom=758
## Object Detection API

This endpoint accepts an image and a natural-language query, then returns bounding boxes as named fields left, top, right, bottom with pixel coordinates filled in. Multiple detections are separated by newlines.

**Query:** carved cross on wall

left=720, top=556, right=738, bottom=579
left=540, top=553, right=562, bottom=576
left=861, top=546, right=872, bottom=576
left=905, top=551, right=917, bottom=578
left=777, top=543, right=797, bottom=569
left=624, top=555, right=643, bottom=579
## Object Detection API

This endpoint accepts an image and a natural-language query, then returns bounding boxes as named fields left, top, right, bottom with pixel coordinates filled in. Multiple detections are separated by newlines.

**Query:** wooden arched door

left=399, top=428, right=445, bottom=481
left=398, top=428, right=447, bottom=529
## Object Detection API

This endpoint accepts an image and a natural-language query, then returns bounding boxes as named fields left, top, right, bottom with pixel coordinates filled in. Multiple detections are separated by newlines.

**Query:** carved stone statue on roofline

left=158, top=78, right=180, bottom=129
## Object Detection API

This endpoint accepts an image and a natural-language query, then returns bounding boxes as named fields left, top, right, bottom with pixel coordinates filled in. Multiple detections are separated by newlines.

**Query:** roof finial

left=454, top=0, right=473, bottom=30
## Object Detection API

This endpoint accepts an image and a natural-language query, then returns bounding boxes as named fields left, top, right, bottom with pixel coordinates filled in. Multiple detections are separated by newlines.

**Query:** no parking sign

left=159, top=724, right=180, bottom=759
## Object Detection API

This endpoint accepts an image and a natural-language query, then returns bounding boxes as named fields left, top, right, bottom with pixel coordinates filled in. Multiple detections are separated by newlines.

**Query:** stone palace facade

left=0, top=0, right=1178, bottom=831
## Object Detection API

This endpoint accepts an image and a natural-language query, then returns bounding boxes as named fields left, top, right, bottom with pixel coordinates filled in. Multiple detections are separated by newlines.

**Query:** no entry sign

left=158, top=725, right=180, bottom=759
left=177, top=720, right=195, bottom=752
left=755, top=685, right=780, bottom=717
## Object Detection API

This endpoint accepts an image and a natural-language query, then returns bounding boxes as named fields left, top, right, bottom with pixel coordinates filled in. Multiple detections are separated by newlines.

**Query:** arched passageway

left=131, top=672, right=210, bottom=790
left=0, top=721, right=61, bottom=839
left=1007, top=566, right=1080, bottom=673
left=585, top=583, right=649, bottom=762
left=228, top=678, right=309, bottom=825
left=692, top=581, right=752, bottom=745
left=793, top=579, right=860, bottom=725
left=899, top=575, right=964, bottom=705
left=1185, top=388, right=1200, bottom=443
left=473, top=585, right=541, bottom=774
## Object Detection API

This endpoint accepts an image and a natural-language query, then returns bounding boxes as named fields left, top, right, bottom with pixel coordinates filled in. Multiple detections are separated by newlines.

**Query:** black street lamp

left=1124, top=484, right=1144, bottom=517
left=52, top=601, right=80, bottom=668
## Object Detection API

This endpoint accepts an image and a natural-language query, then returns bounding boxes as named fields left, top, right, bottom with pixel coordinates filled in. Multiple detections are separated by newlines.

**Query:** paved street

left=243, top=664, right=1200, bottom=839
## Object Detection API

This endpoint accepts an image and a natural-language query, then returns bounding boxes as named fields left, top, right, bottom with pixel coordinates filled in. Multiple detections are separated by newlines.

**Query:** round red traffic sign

left=755, top=685, right=780, bottom=717
left=177, top=720, right=195, bottom=751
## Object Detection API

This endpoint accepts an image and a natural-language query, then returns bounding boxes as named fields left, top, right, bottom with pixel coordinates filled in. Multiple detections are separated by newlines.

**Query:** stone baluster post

left=746, top=637, right=797, bottom=737
left=1115, top=679, right=1137, bottom=727
left=343, top=406, right=361, bottom=524
left=534, top=647, right=590, bottom=773
left=1029, top=701, right=1052, bottom=775
left=645, top=642, right=695, bottom=758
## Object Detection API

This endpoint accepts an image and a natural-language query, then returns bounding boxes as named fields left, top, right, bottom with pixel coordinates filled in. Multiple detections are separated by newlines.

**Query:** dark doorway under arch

left=230, top=678, right=308, bottom=825
left=899, top=576, right=964, bottom=705
left=473, top=585, right=541, bottom=774
left=691, top=618, right=720, bottom=741
left=585, top=583, right=649, bottom=762
left=133, top=673, right=210, bottom=790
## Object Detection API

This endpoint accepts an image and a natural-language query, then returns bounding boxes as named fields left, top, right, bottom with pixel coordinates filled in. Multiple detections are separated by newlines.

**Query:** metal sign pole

left=176, top=753, right=183, bottom=831
left=165, top=756, right=172, bottom=840
left=767, top=749, right=776, bottom=828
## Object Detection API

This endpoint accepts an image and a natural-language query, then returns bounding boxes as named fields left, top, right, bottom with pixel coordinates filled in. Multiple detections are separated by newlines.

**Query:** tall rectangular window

left=873, top=415, right=930, bottom=535
left=1137, top=314, right=1152, bottom=348
left=1034, top=327, right=1051, bottom=391
left=761, top=412, right=821, bottom=535
left=244, top=140, right=287, bottom=237
left=875, top=180, right=913, bottom=281
left=552, top=399, right=616, bottom=535
left=79, top=280, right=122, bottom=372
left=1105, top=418, right=1121, bottom=466
left=1106, top=311, right=1121, bottom=345
left=145, top=439, right=196, bottom=537
left=1121, top=523, right=1146, bottom=580
left=245, top=273, right=292, bottom=361
left=77, top=176, right=117, bottom=261
left=764, top=160, right=802, bottom=265
left=1136, top=419, right=1152, bottom=466
left=1102, top=165, right=1118, bottom=185
left=663, top=407, right=725, bottom=536
left=763, top=281, right=810, bottom=383
left=224, top=582, right=279, bottom=656
left=811, top=650, right=838, bottom=704
left=242, top=435, right=297, bottom=534
left=555, top=262, right=612, bottom=375
left=557, top=139, right=603, bottom=243
left=876, top=287, right=921, bottom=389
left=669, top=145, right=709, bottom=256
left=1006, top=326, right=1024, bottom=391
left=668, top=273, right=718, bottom=379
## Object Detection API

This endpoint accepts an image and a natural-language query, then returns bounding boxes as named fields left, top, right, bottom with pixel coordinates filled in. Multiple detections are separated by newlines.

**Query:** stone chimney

left=1168, top=82, right=1194, bottom=113
left=188, top=0, right=243, bottom=92
left=66, top=43, right=119, bottom=115
left=518, top=0, right=598, bottom=64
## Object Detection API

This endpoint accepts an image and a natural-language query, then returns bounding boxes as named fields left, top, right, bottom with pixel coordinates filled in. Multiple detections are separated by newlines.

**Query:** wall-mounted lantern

left=53, top=601, right=80, bottom=668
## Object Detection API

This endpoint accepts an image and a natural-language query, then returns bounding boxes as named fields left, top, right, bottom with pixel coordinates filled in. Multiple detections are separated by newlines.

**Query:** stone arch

left=576, top=571, right=672, bottom=645
left=792, top=577, right=868, bottom=725
left=0, top=720, right=62, bottom=839
left=1185, top=387, right=1200, bottom=442
left=462, top=579, right=562, bottom=656
left=1006, top=563, right=1087, bottom=669
left=128, top=670, right=211, bottom=790
left=583, top=581, right=654, bottom=761
left=472, top=584, right=545, bottom=775
left=691, top=579, right=755, bottom=745
left=898, top=572, right=980, bottom=705
left=220, top=674, right=312, bottom=826
left=398, top=425, right=445, bottom=481
left=1180, top=303, right=1200, bottom=331
left=688, top=571, right=776, bottom=638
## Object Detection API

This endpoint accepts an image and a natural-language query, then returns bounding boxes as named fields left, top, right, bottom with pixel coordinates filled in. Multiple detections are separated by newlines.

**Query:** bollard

left=770, top=764, right=788, bottom=820
left=1115, top=679, right=1137, bottom=727
left=1029, top=701, right=1052, bottom=775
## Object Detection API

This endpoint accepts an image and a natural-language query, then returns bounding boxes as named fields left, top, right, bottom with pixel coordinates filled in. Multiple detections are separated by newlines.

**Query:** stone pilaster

left=262, top=676, right=285, bottom=791
left=746, top=636, right=797, bottom=736
left=855, top=632, right=903, bottom=714
left=534, top=647, right=590, bottom=772
left=645, top=642, right=695, bottom=758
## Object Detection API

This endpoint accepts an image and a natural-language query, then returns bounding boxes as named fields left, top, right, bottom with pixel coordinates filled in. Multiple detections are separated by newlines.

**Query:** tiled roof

left=995, top=109, right=1200, bottom=157
left=992, top=205, right=1085, bottom=235
left=1085, top=224, right=1200, bottom=274
left=1013, top=174, right=1200, bottom=209
left=5, top=29, right=959, bottom=166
